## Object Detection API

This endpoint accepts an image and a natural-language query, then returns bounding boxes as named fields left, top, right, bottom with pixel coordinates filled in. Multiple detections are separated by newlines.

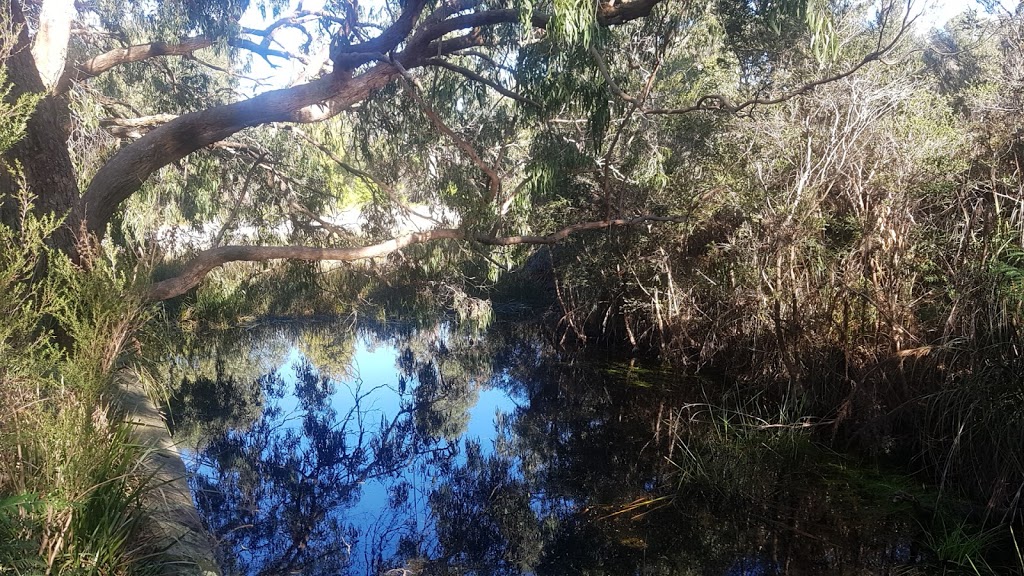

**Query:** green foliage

left=31, top=411, right=157, bottom=576
left=0, top=71, right=39, bottom=156
left=0, top=193, right=62, bottom=386
left=804, top=0, right=839, bottom=64
left=920, top=517, right=999, bottom=572
left=0, top=494, right=46, bottom=572
left=992, top=246, right=1024, bottom=304
left=0, top=11, right=40, bottom=156
left=550, top=0, right=597, bottom=47
left=0, top=196, right=165, bottom=573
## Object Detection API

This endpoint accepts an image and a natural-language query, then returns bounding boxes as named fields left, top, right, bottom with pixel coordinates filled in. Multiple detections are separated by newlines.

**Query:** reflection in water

left=167, top=319, right=940, bottom=576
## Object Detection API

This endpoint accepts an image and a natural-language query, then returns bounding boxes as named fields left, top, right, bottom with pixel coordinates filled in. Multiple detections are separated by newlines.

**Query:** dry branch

left=146, top=215, right=686, bottom=301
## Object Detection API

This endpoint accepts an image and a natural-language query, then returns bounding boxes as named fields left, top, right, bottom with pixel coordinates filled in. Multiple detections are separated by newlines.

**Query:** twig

left=423, top=57, right=540, bottom=107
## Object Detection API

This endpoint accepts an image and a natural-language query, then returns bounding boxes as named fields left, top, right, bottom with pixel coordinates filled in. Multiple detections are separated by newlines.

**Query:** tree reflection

left=428, top=440, right=543, bottom=576
left=174, top=316, right=949, bottom=576
left=188, top=357, right=444, bottom=576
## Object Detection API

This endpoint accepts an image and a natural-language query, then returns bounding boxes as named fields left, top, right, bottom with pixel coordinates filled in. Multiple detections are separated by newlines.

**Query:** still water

left=167, top=319, right=933, bottom=576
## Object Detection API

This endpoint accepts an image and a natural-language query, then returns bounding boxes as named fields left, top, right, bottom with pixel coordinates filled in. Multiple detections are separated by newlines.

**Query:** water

left=167, top=319, right=938, bottom=576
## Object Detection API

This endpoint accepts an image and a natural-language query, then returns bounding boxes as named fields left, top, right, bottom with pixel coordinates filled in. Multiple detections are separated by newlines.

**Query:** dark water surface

left=167, top=319, right=940, bottom=576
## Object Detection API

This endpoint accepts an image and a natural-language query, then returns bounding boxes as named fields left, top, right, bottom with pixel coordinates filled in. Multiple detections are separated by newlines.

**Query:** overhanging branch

left=146, top=215, right=686, bottom=301
left=73, top=0, right=669, bottom=243
left=78, top=63, right=397, bottom=237
left=57, top=36, right=215, bottom=93
left=56, top=35, right=306, bottom=94
left=424, top=58, right=540, bottom=107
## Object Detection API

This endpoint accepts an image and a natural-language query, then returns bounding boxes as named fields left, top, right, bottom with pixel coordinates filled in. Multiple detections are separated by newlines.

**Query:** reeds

left=544, top=17, right=1024, bottom=516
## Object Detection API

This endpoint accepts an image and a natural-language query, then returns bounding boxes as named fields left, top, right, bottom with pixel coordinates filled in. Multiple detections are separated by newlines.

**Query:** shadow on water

left=161, top=315, right=1020, bottom=576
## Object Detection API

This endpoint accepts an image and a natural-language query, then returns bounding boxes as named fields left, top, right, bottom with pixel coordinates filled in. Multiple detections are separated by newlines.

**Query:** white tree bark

left=31, top=0, right=75, bottom=90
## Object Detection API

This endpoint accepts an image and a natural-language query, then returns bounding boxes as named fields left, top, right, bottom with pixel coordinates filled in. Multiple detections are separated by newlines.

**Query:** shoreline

left=119, top=371, right=221, bottom=576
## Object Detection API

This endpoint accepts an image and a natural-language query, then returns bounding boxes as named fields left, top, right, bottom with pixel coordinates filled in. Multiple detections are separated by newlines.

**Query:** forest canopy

left=3, top=0, right=924, bottom=301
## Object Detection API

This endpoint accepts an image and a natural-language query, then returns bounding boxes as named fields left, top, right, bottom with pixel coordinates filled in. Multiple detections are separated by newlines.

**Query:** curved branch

left=330, top=0, right=428, bottom=70
left=589, top=45, right=636, bottom=104
left=79, top=64, right=397, bottom=237
left=56, top=36, right=308, bottom=93
left=74, top=0, right=669, bottom=243
left=146, top=215, right=686, bottom=301
left=403, top=0, right=667, bottom=60
left=242, top=9, right=345, bottom=38
left=57, top=36, right=215, bottom=93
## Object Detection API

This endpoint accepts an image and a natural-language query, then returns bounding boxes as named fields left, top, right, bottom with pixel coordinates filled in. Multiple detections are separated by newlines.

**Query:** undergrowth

left=0, top=194, right=166, bottom=575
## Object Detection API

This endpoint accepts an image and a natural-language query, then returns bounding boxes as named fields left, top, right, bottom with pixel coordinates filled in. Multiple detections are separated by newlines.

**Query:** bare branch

left=79, top=63, right=398, bottom=236
left=330, top=0, right=428, bottom=70
left=99, top=114, right=178, bottom=138
left=184, top=53, right=270, bottom=86
left=589, top=45, right=637, bottom=104
left=230, top=37, right=304, bottom=65
left=146, top=215, right=686, bottom=301
left=57, top=36, right=215, bottom=93
left=56, top=34, right=317, bottom=94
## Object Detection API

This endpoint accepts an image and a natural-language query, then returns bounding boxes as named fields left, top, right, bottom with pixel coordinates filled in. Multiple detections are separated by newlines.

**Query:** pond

left=165, top=317, right=950, bottom=576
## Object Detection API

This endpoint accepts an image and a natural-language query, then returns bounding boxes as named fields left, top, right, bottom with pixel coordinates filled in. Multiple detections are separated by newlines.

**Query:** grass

left=0, top=390, right=164, bottom=575
left=656, top=380, right=1022, bottom=574
left=921, top=519, right=997, bottom=573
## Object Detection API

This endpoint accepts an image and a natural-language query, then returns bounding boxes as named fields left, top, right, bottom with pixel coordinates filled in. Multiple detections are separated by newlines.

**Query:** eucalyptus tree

left=1, top=0, right=914, bottom=304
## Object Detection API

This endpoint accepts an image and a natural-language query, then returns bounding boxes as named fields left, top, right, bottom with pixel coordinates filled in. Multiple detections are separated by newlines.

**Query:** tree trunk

left=2, top=0, right=81, bottom=256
